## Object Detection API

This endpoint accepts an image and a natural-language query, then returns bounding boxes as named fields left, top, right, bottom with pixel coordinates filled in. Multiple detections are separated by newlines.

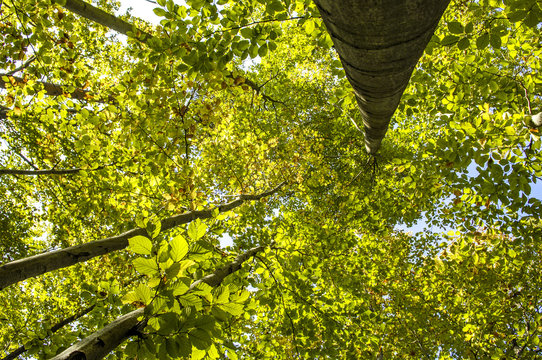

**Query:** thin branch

left=236, top=76, right=285, bottom=104
left=0, top=75, right=90, bottom=100
left=206, top=16, right=308, bottom=37
left=14, top=151, right=39, bottom=170
left=0, top=166, right=106, bottom=176
left=5, top=56, right=37, bottom=76
left=1, top=304, right=95, bottom=360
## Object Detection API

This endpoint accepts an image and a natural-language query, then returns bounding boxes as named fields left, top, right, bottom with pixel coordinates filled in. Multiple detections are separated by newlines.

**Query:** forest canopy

left=0, top=0, right=541, bottom=359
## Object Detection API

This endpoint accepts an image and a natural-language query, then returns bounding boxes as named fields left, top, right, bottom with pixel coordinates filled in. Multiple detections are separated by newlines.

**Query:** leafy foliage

left=0, top=0, right=541, bottom=359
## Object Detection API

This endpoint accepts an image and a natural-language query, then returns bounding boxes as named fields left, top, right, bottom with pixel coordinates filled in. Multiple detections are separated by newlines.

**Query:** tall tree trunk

left=0, top=183, right=284, bottom=290
left=313, top=0, right=450, bottom=153
left=49, top=245, right=265, bottom=360
left=1, top=304, right=95, bottom=360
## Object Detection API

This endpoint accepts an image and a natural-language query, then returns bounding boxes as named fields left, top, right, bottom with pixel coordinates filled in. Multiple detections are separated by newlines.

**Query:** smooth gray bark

left=314, top=0, right=450, bottom=153
left=49, top=245, right=265, bottom=360
left=0, top=183, right=284, bottom=290
left=62, top=0, right=152, bottom=40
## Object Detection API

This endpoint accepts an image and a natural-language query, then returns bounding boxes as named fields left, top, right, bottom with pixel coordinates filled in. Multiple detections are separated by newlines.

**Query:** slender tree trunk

left=0, top=183, right=284, bottom=290
left=313, top=0, right=450, bottom=153
left=49, top=245, right=265, bottom=360
left=2, top=304, right=95, bottom=360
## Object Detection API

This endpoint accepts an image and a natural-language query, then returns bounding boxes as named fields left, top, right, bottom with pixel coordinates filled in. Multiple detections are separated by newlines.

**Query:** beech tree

left=1, top=0, right=541, bottom=359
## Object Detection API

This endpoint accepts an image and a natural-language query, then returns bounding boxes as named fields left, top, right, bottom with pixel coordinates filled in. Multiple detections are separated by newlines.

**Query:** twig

left=5, top=56, right=37, bottom=75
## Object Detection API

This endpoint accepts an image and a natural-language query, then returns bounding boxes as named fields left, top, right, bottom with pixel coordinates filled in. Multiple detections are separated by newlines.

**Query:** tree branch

left=0, top=182, right=285, bottom=290
left=49, top=245, right=265, bottom=360
left=0, top=75, right=90, bottom=100
left=1, top=304, right=95, bottom=360
left=5, top=56, right=37, bottom=76
left=0, top=166, right=104, bottom=176
left=62, top=0, right=153, bottom=41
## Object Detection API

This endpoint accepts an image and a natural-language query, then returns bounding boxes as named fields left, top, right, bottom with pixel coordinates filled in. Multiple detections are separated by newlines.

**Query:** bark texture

left=0, top=183, right=283, bottom=290
left=314, top=0, right=450, bottom=153
left=49, top=246, right=265, bottom=360
left=49, top=308, right=145, bottom=360
left=63, top=0, right=152, bottom=40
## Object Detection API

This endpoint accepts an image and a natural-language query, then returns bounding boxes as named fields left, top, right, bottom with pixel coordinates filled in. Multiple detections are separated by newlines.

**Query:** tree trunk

left=0, top=183, right=283, bottom=290
left=313, top=0, right=450, bottom=153
left=49, top=245, right=265, bottom=360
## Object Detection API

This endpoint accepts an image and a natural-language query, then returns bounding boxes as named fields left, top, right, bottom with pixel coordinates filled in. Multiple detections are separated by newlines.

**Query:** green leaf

left=211, top=305, right=230, bottom=322
left=187, top=219, right=207, bottom=241
left=135, top=284, right=152, bottom=304
left=489, top=33, right=501, bottom=49
left=240, top=28, right=252, bottom=39
left=121, top=291, right=139, bottom=304
left=178, top=293, right=202, bottom=308
left=441, top=35, right=459, bottom=46
left=179, top=259, right=196, bottom=274
left=194, top=315, right=215, bottom=331
left=166, top=337, right=180, bottom=357
left=447, top=21, right=464, bottom=34
left=166, top=262, right=181, bottom=279
left=237, top=40, right=250, bottom=51
left=172, top=280, right=189, bottom=296
left=128, top=235, right=153, bottom=255
left=219, top=303, right=244, bottom=316
left=457, top=38, right=470, bottom=50
left=133, top=258, right=159, bottom=276
left=176, top=335, right=192, bottom=357
left=153, top=8, right=167, bottom=17
left=476, top=33, right=489, bottom=49
left=146, top=220, right=161, bottom=239
left=189, top=329, right=212, bottom=350
left=304, top=19, right=315, bottom=34
left=258, top=43, right=268, bottom=57
left=508, top=10, right=527, bottom=22
left=170, top=235, right=188, bottom=261
left=215, top=286, right=230, bottom=303
left=524, top=10, right=541, bottom=28
left=193, top=282, right=213, bottom=296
